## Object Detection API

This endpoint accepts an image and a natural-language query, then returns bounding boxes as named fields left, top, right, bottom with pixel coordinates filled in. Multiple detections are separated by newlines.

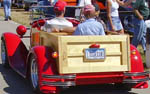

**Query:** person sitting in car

left=49, top=3, right=105, bottom=35
left=73, top=4, right=105, bottom=35
left=44, top=0, right=76, bottom=33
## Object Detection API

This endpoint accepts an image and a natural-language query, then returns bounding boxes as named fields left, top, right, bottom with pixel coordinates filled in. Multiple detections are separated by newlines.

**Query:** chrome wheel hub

left=30, top=58, right=38, bottom=89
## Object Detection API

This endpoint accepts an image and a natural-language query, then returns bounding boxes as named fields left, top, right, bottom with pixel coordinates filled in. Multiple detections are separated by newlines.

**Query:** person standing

left=131, top=0, right=149, bottom=53
left=106, top=0, right=124, bottom=34
left=106, top=0, right=133, bottom=34
left=3, top=0, right=11, bottom=21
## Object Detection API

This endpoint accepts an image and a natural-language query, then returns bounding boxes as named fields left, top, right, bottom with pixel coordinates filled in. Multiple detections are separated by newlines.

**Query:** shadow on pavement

left=0, top=64, right=33, bottom=94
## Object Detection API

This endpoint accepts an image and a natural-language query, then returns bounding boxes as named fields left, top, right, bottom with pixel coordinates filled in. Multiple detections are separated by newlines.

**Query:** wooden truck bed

left=36, top=32, right=130, bottom=74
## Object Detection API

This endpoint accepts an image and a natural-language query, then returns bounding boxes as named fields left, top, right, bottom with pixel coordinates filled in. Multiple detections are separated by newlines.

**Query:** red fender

left=2, top=32, right=28, bottom=76
left=130, top=44, right=148, bottom=89
left=32, top=46, right=59, bottom=94
left=31, top=19, right=46, bottom=30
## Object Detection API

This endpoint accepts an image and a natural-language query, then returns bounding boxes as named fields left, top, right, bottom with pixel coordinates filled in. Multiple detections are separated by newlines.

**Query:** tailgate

left=58, top=35, right=130, bottom=74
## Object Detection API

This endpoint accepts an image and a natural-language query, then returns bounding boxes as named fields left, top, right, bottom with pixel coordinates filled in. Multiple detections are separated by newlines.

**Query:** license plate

left=84, top=48, right=105, bottom=61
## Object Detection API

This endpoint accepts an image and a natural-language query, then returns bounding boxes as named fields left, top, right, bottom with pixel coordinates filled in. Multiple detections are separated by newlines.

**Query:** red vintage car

left=1, top=6, right=150, bottom=94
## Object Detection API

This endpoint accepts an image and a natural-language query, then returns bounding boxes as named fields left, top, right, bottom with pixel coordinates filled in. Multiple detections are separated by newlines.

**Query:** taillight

left=52, top=52, right=58, bottom=58
left=89, top=43, right=100, bottom=48
left=131, top=50, right=136, bottom=55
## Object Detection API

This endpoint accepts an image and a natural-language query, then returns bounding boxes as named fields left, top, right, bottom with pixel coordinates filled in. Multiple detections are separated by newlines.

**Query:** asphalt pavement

left=0, top=16, right=33, bottom=94
left=0, top=16, right=150, bottom=94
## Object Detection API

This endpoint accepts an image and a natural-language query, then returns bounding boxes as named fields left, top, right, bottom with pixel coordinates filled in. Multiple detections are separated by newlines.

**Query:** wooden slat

left=58, top=37, right=68, bottom=73
left=62, top=65, right=128, bottom=74
left=67, top=56, right=121, bottom=66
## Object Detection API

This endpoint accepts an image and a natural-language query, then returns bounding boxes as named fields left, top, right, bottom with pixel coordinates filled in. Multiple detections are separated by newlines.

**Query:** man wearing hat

left=44, top=0, right=75, bottom=33
left=73, top=4, right=105, bottom=35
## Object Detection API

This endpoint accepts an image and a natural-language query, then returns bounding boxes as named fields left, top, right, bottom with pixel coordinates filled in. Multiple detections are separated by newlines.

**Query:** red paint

left=130, top=44, right=144, bottom=72
left=89, top=44, right=100, bottom=48
left=75, top=72, right=124, bottom=85
left=66, top=18, right=80, bottom=27
left=31, top=19, right=46, bottom=30
left=16, top=25, right=27, bottom=36
left=133, top=82, right=148, bottom=89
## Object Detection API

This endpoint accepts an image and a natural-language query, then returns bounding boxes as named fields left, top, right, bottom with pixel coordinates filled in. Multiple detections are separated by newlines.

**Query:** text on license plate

left=85, top=48, right=105, bottom=60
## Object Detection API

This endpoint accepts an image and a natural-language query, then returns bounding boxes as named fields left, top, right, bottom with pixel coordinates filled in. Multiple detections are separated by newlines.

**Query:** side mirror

left=16, top=25, right=27, bottom=37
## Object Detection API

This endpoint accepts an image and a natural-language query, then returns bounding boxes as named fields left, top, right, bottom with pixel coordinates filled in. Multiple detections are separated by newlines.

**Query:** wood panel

left=38, top=32, right=130, bottom=74
left=58, top=35, right=130, bottom=74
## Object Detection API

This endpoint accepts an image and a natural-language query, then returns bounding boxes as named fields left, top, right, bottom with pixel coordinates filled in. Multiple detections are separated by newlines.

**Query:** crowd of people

left=106, top=0, right=149, bottom=54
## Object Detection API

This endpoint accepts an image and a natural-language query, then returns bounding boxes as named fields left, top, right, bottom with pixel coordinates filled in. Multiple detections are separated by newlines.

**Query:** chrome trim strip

left=124, top=71, right=150, bottom=76
left=42, top=74, right=76, bottom=79
left=42, top=81, right=76, bottom=86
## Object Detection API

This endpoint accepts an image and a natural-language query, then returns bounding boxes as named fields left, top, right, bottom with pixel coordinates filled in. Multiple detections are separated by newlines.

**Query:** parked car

left=24, top=0, right=38, bottom=11
left=1, top=6, right=150, bottom=94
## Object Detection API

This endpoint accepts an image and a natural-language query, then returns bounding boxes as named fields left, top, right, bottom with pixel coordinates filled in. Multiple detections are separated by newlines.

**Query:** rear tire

left=1, top=38, right=10, bottom=68
left=29, top=55, right=42, bottom=94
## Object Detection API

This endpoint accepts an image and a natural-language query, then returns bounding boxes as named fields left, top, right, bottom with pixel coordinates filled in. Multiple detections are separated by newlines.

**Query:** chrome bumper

left=123, top=71, right=150, bottom=83
left=41, top=74, right=76, bottom=86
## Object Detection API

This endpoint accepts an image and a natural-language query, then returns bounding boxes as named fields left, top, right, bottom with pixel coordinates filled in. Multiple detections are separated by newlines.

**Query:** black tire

left=29, top=55, right=42, bottom=94
left=1, top=38, right=10, bottom=68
